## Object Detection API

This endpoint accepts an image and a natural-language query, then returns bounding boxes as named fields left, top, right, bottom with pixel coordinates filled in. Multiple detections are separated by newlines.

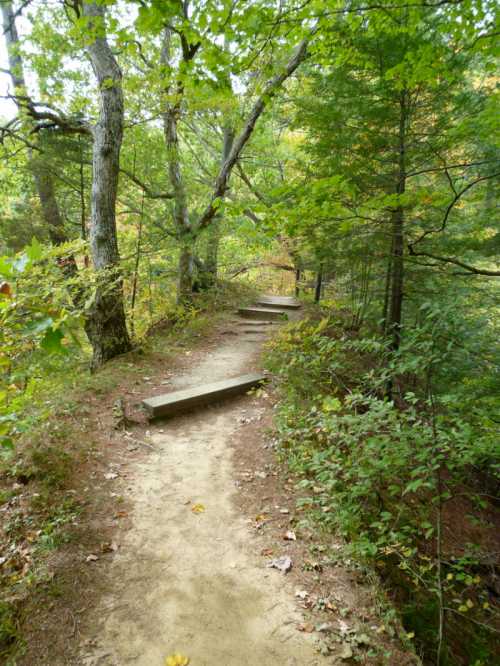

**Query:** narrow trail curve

left=80, top=318, right=328, bottom=666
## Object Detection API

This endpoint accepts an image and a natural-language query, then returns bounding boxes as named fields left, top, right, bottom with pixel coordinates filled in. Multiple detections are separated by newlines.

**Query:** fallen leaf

left=284, top=530, right=296, bottom=541
left=86, top=554, right=99, bottom=563
left=338, top=619, right=350, bottom=635
left=191, top=503, right=205, bottom=514
left=297, top=622, right=314, bottom=633
left=355, top=633, right=371, bottom=646
left=295, top=590, right=309, bottom=600
left=0, top=282, right=12, bottom=297
left=340, top=644, right=354, bottom=660
left=255, top=513, right=268, bottom=522
left=261, top=548, right=274, bottom=556
left=104, top=472, right=118, bottom=480
left=316, top=622, right=333, bottom=633
left=267, top=556, right=292, bottom=573
left=100, top=542, right=119, bottom=553
left=165, top=654, right=190, bottom=666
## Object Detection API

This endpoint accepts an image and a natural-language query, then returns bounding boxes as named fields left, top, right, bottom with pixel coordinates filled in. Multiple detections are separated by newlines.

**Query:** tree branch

left=197, top=35, right=312, bottom=230
left=408, top=247, right=500, bottom=276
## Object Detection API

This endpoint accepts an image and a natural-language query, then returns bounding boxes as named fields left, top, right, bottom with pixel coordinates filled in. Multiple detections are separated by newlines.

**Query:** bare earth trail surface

left=80, top=316, right=327, bottom=666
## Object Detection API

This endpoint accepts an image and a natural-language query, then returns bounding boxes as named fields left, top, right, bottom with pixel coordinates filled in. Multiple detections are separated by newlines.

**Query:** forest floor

left=3, top=308, right=416, bottom=665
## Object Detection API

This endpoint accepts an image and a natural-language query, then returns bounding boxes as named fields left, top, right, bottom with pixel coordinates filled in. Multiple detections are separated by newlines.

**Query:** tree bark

left=387, top=91, right=407, bottom=351
left=314, top=264, right=323, bottom=303
left=381, top=236, right=394, bottom=334
left=83, top=1, right=131, bottom=369
left=160, top=28, right=194, bottom=303
left=204, top=125, right=235, bottom=287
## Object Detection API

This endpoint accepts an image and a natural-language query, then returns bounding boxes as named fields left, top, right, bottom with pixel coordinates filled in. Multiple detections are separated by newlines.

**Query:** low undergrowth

left=265, top=310, right=499, bottom=665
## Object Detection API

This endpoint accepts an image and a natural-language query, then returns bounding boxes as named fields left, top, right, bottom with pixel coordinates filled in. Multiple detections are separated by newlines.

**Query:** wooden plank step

left=237, top=307, right=288, bottom=321
left=236, top=320, right=276, bottom=326
left=143, top=373, right=266, bottom=419
left=256, top=295, right=301, bottom=309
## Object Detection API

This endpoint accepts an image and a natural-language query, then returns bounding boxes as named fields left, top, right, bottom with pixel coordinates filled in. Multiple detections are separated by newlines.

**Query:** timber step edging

left=237, top=307, right=288, bottom=321
left=256, top=296, right=301, bottom=310
left=143, top=373, right=266, bottom=419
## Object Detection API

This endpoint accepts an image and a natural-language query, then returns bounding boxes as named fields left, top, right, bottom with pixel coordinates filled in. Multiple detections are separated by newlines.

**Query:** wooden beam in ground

left=143, top=373, right=266, bottom=419
left=256, top=295, right=301, bottom=309
left=237, top=307, right=288, bottom=321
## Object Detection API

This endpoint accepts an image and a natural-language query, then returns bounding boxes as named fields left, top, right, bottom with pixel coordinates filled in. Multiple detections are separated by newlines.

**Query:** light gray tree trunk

left=83, top=1, right=131, bottom=368
left=160, top=29, right=195, bottom=304
left=204, top=125, right=235, bottom=287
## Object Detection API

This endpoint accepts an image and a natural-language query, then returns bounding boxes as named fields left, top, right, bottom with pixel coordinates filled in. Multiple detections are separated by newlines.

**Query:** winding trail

left=80, top=317, right=327, bottom=666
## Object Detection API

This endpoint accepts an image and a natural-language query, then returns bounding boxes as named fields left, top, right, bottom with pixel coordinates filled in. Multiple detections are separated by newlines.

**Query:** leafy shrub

left=265, top=314, right=499, bottom=664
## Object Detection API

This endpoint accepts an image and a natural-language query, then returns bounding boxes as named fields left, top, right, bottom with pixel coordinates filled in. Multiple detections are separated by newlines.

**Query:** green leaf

left=40, top=327, right=65, bottom=353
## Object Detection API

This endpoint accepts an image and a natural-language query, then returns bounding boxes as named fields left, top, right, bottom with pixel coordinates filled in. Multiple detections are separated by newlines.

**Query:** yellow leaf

left=165, top=655, right=190, bottom=666
left=406, top=632, right=415, bottom=639
left=446, top=573, right=453, bottom=581
left=466, top=599, right=474, bottom=608
left=191, top=503, right=205, bottom=514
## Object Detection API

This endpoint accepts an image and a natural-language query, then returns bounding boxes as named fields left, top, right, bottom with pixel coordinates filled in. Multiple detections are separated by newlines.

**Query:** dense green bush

left=265, top=314, right=499, bottom=664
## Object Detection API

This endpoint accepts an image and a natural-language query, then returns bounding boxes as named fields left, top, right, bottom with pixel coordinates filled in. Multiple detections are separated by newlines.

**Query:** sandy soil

left=79, top=318, right=327, bottom=666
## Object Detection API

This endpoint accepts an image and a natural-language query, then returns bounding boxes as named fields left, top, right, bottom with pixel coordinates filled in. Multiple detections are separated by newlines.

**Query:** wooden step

left=236, top=320, right=276, bottom=326
left=237, top=307, right=288, bottom=321
left=256, top=295, right=301, bottom=310
left=143, top=373, right=266, bottom=419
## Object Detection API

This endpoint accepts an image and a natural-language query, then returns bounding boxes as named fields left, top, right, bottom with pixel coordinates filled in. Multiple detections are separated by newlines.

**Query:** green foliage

left=266, top=312, right=499, bottom=662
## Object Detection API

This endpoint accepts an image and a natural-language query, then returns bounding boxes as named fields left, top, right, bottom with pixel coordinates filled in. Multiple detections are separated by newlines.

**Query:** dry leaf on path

left=191, top=503, right=205, bottom=514
left=86, top=554, right=99, bottom=562
left=284, top=530, right=296, bottom=541
left=165, top=654, right=190, bottom=666
left=297, top=622, right=314, bottom=633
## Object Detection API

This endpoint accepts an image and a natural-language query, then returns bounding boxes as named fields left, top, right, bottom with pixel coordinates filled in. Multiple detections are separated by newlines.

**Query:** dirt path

left=80, top=318, right=327, bottom=666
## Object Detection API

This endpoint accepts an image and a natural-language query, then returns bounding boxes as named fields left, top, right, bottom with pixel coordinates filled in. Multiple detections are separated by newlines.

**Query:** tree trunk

left=83, top=1, right=131, bottom=369
left=381, top=236, right=394, bottom=334
left=160, top=29, right=194, bottom=304
left=387, top=91, right=408, bottom=352
left=314, top=264, right=323, bottom=303
left=204, top=125, right=235, bottom=287
left=295, top=269, right=301, bottom=296
left=1, top=1, right=80, bottom=284
left=178, top=241, right=195, bottom=301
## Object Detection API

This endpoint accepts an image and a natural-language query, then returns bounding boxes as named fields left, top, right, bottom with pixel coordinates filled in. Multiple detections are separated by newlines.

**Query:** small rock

left=86, top=554, right=99, bottom=563
left=267, top=556, right=292, bottom=574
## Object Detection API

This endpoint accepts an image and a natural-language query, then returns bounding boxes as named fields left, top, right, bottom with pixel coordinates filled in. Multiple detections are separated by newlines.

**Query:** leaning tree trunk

left=83, top=1, right=131, bottom=369
left=1, top=1, right=80, bottom=284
